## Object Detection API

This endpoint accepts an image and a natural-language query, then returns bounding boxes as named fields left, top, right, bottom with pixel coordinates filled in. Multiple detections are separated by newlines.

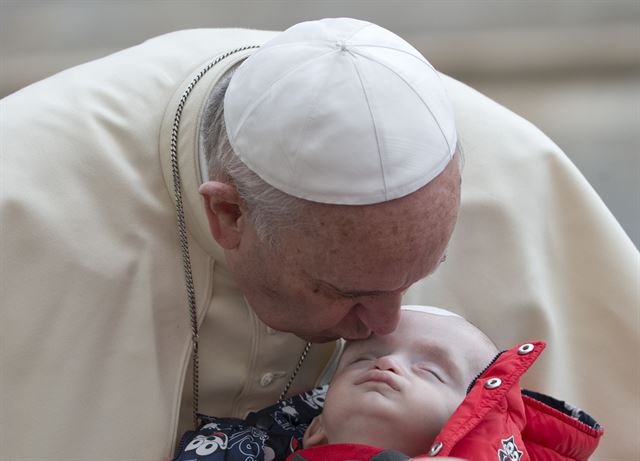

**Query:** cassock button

left=260, top=373, right=275, bottom=387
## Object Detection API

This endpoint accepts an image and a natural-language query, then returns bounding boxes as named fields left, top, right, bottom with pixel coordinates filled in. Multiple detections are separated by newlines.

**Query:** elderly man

left=1, top=18, right=459, bottom=459
left=198, top=64, right=460, bottom=343
left=1, top=18, right=637, bottom=461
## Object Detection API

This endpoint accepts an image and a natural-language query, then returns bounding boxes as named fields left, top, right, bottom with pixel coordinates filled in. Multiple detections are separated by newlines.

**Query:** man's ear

left=199, top=181, right=245, bottom=249
left=303, top=415, right=328, bottom=448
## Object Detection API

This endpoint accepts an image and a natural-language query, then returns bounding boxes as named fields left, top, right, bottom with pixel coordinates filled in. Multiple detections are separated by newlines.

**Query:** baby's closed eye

left=414, top=362, right=445, bottom=383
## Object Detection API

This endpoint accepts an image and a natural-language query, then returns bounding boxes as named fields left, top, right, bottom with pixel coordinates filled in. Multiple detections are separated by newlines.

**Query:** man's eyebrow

left=315, top=279, right=389, bottom=298
left=310, top=249, right=445, bottom=299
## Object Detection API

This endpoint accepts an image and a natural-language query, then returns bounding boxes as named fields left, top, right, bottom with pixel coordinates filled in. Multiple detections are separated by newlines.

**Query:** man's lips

left=300, top=327, right=372, bottom=343
left=354, top=369, right=401, bottom=391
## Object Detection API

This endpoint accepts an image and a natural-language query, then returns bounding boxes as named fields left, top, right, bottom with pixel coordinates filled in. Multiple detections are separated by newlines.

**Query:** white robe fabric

left=1, top=29, right=339, bottom=460
left=1, top=28, right=637, bottom=460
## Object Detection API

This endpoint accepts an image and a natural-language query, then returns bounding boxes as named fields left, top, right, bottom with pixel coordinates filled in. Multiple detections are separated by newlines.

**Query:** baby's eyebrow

left=418, top=340, right=452, bottom=360
left=344, top=332, right=396, bottom=359
left=342, top=338, right=372, bottom=352
left=341, top=336, right=382, bottom=356
left=417, top=341, right=464, bottom=381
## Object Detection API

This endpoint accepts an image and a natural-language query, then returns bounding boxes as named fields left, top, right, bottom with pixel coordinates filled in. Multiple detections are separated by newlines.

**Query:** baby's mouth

left=354, top=369, right=401, bottom=391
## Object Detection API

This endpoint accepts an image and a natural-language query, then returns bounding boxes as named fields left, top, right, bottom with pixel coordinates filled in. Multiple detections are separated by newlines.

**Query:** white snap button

left=260, top=373, right=275, bottom=387
left=518, top=343, right=535, bottom=355
left=485, top=377, right=502, bottom=389
left=429, top=441, right=443, bottom=456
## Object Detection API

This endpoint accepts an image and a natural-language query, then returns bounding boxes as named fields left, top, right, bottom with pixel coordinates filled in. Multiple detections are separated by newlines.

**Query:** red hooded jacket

left=287, top=342, right=603, bottom=461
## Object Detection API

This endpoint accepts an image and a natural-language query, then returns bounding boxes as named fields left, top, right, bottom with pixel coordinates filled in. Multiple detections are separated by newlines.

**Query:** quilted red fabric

left=287, top=342, right=603, bottom=461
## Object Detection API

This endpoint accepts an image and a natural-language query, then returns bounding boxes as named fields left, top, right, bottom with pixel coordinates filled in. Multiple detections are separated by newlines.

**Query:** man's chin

left=296, top=330, right=372, bottom=343
left=296, top=333, right=341, bottom=343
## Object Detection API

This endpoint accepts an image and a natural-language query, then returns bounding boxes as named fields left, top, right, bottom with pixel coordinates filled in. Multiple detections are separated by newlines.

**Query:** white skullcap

left=223, top=17, right=457, bottom=205
left=401, top=305, right=463, bottom=318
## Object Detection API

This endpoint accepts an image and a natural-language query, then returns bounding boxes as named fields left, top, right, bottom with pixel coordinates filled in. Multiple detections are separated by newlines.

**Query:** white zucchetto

left=224, top=17, right=457, bottom=204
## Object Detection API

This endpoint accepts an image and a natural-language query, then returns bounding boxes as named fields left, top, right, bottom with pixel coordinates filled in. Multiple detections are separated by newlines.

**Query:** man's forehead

left=298, top=163, right=461, bottom=263
left=297, top=212, right=451, bottom=292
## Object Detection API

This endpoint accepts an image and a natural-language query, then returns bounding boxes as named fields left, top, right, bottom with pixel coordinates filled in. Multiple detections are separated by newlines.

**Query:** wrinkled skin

left=200, top=157, right=461, bottom=342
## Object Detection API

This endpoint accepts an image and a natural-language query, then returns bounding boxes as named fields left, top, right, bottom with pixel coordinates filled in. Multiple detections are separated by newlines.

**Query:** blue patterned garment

left=173, top=385, right=328, bottom=461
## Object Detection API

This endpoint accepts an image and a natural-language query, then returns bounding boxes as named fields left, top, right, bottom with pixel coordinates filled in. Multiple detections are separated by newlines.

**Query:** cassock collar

left=159, top=47, right=259, bottom=263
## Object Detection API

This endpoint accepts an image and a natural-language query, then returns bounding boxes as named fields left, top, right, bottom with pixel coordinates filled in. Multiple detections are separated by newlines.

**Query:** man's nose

left=353, top=295, right=402, bottom=336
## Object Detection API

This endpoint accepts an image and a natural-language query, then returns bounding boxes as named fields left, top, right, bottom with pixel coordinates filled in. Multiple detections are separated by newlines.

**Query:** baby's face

left=314, top=311, right=497, bottom=456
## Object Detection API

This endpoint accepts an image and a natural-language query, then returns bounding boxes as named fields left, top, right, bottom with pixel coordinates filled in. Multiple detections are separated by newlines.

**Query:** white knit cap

left=401, top=305, right=463, bottom=318
left=223, top=18, right=457, bottom=205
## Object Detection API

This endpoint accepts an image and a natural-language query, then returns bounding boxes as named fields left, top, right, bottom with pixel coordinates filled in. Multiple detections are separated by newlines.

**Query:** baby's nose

left=374, top=354, right=402, bottom=375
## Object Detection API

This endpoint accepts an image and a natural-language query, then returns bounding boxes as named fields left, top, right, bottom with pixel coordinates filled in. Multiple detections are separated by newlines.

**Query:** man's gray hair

left=199, top=69, right=309, bottom=246
left=199, top=68, right=463, bottom=246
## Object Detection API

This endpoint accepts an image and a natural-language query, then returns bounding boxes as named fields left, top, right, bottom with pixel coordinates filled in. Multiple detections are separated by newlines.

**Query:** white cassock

left=1, top=28, right=637, bottom=460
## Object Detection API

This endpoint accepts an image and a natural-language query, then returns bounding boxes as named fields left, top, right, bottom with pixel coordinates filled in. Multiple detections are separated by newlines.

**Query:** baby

left=301, top=305, right=497, bottom=457
left=173, top=306, right=602, bottom=460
